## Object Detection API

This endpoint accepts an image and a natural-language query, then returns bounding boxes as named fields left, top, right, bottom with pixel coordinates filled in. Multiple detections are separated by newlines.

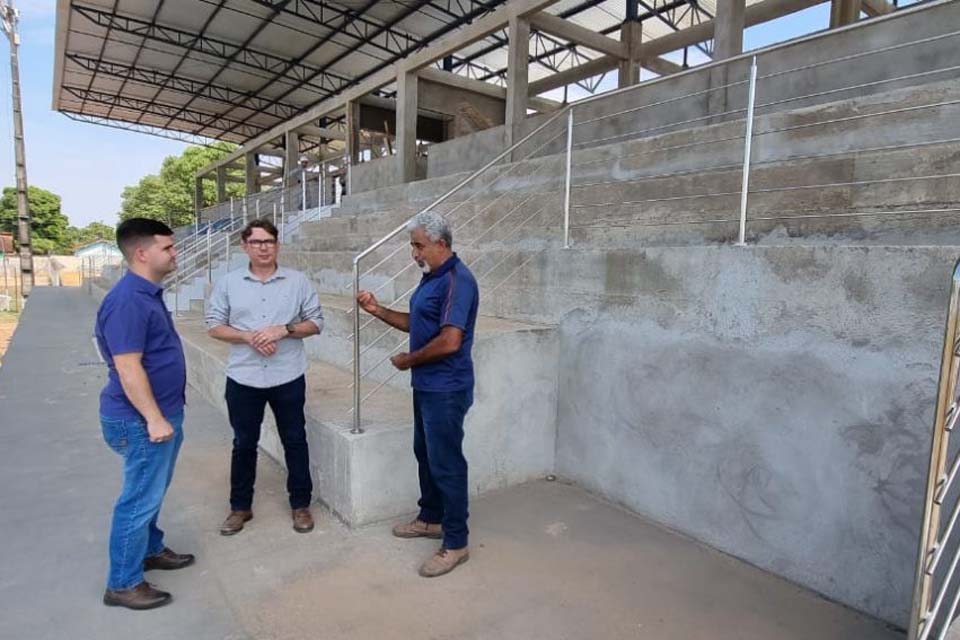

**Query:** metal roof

left=52, top=0, right=738, bottom=147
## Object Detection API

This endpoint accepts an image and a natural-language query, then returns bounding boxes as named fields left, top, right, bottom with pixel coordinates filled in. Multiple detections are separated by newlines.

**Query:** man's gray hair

left=407, top=210, right=453, bottom=247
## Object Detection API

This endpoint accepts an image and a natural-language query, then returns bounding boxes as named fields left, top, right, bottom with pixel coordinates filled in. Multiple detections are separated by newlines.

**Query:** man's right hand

left=244, top=332, right=278, bottom=357
left=357, top=290, right=380, bottom=316
left=147, top=417, right=175, bottom=443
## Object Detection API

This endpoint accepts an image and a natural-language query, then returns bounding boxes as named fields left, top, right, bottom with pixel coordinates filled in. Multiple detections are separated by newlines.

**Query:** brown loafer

left=392, top=518, right=442, bottom=539
left=418, top=547, right=469, bottom=578
left=144, top=547, right=195, bottom=571
left=103, top=582, right=172, bottom=610
left=220, top=510, right=253, bottom=536
left=292, top=508, right=314, bottom=533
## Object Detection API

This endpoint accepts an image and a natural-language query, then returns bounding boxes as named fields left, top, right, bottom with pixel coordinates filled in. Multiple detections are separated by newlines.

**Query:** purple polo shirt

left=95, top=271, right=186, bottom=420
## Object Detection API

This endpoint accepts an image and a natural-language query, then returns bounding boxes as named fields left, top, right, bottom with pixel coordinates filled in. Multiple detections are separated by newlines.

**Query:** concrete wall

left=533, top=244, right=956, bottom=627
left=351, top=154, right=427, bottom=194
left=426, top=124, right=508, bottom=180
left=418, top=78, right=505, bottom=136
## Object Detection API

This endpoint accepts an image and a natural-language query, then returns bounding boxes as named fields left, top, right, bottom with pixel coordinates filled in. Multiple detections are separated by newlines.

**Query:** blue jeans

left=101, top=413, right=184, bottom=590
left=413, top=389, right=473, bottom=550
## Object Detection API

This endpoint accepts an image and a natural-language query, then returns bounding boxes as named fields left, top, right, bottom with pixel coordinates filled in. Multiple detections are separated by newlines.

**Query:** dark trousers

left=413, top=388, right=473, bottom=550
left=225, top=375, right=312, bottom=510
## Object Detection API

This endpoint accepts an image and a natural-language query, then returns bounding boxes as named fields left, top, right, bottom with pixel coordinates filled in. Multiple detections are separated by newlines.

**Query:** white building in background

left=73, top=240, right=121, bottom=259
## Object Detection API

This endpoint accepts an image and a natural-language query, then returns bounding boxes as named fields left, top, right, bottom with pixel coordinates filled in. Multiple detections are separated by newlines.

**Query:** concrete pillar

left=245, top=151, right=260, bottom=195
left=505, top=14, right=530, bottom=149
left=345, top=99, right=360, bottom=165
left=195, top=176, right=205, bottom=218
left=284, top=130, right=300, bottom=189
left=216, top=166, right=227, bottom=203
left=714, top=0, right=745, bottom=60
left=396, top=69, right=419, bottom=184
left=618, top=21, right=642, bottom=87
left=830, top=0, right=861, bottom=27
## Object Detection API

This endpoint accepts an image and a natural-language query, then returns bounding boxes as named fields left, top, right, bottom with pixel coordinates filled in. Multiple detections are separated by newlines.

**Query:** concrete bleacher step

left=173, top=298, right=559, bottom=527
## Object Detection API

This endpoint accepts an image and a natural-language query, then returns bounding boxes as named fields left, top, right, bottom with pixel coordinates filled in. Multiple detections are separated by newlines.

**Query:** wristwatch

left=285, top=322, right=296, bottom=335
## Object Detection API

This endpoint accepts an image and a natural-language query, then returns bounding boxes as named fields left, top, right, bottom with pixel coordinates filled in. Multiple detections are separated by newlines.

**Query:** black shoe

left=144, top=547, right=195, bottom=571
left=103, top=582, right=172, bottom=610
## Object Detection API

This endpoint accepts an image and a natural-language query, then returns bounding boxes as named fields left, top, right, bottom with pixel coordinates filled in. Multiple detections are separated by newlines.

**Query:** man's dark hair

left=241, top=218, right=279, bottom=242
left=116, top=218, right=174, bottom=260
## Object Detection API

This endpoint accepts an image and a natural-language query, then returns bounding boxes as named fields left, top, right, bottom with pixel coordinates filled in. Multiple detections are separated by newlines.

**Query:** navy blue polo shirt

left=95, top=272, right=187, bottom=420
left=409, top=254, right=479, bottom=392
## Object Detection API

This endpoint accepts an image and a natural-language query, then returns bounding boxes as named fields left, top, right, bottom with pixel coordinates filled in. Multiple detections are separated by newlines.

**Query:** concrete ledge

left=175, top=312, right=559, bottom=527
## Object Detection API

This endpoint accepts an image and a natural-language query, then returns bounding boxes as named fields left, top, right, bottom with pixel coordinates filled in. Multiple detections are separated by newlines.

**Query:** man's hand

left=357, top=290, right=380, bottom=316
left=147, top=417, right=175, bottom=443
left=390, top=352, right=414, bottom=371
left=250, top=326, right=287, bottom=350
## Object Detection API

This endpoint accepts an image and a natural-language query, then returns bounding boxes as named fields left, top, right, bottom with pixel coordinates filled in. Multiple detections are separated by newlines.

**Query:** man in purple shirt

left=95, top=218, right=194, bottom=610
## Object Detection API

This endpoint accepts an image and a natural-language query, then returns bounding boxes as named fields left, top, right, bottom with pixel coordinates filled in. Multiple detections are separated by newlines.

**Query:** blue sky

left=0, top=1, right=885, bottom=228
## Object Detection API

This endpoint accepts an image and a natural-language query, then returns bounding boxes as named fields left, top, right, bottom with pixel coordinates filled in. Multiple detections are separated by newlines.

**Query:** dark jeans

left=413, top=388, right=473, bottom=550
left=225, top=375, right=312, bottom=510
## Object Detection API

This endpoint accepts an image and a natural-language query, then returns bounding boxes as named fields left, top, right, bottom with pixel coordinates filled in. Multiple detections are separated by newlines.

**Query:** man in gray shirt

left=206, top=219, right=324, bottom=535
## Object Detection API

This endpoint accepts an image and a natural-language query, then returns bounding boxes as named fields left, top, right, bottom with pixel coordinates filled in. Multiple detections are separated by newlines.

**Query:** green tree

left=64, top=221, right=116, bottom=251
left=0, top=186, right=70, bottom=255
left=119, top=142, right=243, bottom=227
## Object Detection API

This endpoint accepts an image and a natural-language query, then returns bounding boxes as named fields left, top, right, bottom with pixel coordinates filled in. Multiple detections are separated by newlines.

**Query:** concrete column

left=830, top=0, right=861, bottom=27
left=345, top=99, right=361, bottom=165
left=714, top=0, right=745, bottom=60
left=396, top=69, right=419, bottom=184
left=244, top=151, right=260, bottom=195
left=505, top=14, right=530, bottom=148
left=618, top=21, right=642, bottom=87
left=195, top=176, right=205, bottom=218
left=284, top=130, right=300, bottom=188
left=216, top=166, right=227, bottom=203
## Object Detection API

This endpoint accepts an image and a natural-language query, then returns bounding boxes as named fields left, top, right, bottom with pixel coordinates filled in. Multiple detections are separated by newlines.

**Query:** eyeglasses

left=245, top=239, right=277, bottom=248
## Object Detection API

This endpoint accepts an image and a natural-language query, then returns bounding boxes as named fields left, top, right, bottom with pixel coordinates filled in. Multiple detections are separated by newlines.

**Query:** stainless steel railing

left=909, top=259, right=960, bottom=640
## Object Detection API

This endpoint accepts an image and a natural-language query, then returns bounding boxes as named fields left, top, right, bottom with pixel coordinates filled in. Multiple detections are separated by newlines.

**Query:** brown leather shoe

left=220, top=510, right=253, bottom=536
left=144, top=547, right=195, bottom=571
left=292, top=508, right=314, bottom=533
left=103, top=582, right=172, bottom=610
left=392, top=518, right=442, bottom=539
left=418, top=547, right=469, bottom=578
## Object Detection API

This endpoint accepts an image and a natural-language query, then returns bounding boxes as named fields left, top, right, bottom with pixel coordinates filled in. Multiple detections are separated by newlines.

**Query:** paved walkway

left=0, top=288, right=902, bottom=640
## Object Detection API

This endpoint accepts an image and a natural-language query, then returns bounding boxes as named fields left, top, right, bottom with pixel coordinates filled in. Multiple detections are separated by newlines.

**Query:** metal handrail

left=350, top=107, right=569, bottom=433
left=909, top=258, right=960, bottom=640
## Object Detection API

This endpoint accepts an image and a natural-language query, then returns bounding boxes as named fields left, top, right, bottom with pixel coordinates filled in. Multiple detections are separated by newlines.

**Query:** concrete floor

left=0, top=288, right=903, bottom=640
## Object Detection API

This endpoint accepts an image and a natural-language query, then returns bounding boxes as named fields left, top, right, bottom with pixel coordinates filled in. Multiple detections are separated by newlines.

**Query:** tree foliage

left=0, top=185, right=70, bottom=255
left=119, top=142, right=243, bottom=227
left=0, top=186, right=117, bottom=255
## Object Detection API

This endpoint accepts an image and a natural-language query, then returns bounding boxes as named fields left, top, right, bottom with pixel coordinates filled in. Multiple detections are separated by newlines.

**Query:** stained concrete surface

left=0, top=288, right=901, bottom=639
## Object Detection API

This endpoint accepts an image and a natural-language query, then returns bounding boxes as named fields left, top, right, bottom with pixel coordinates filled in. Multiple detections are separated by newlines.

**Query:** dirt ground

left=0, top=311, right=19, bottom=366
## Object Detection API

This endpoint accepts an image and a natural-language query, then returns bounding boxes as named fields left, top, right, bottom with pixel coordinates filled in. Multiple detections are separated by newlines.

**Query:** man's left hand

left=390, top=353, right=413, bottom=371
left=251, top=325, right=288, bottom=348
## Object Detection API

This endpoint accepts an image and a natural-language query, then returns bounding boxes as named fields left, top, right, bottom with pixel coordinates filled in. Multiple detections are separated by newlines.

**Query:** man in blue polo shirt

left=357, top=210, right=479, bottom=578
left=94, top=218, right=194, bottom=610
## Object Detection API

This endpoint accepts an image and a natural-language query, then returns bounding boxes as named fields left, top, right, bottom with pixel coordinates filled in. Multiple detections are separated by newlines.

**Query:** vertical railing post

left=352, top=258, right=363, bottom=434
left=206, top=226, right=212, bottom=284
left=281, top=208, right=286, bottom=244
left=346, top=154, right=352, bottom=196
left=174, top=265, right=180, bottom=316
left=320, top=162, right=325, bottom=208
left=242, top=197, right=248, bottom=225
left=255, top=199, right=260, bottom=221
left=563, top=107, right=574, bottom=250
left=301, top=166, right=307, bottom=216
left=229, top=197, right=235, bottom=225
left=272, top=202, right=277, bottom=226
left=737, top=57, right=758, bottom=247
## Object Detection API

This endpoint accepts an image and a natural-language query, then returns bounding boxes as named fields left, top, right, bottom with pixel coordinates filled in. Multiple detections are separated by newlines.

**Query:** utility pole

left=1, top=0, right=31, bottom=298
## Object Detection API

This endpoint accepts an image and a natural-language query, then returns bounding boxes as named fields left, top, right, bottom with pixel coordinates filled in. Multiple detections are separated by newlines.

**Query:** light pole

left=1, top=0, right=32, bottom=298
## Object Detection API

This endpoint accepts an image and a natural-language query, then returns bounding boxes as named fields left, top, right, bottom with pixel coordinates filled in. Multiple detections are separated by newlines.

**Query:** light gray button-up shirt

left=206, top=265, right=324, bottom=389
